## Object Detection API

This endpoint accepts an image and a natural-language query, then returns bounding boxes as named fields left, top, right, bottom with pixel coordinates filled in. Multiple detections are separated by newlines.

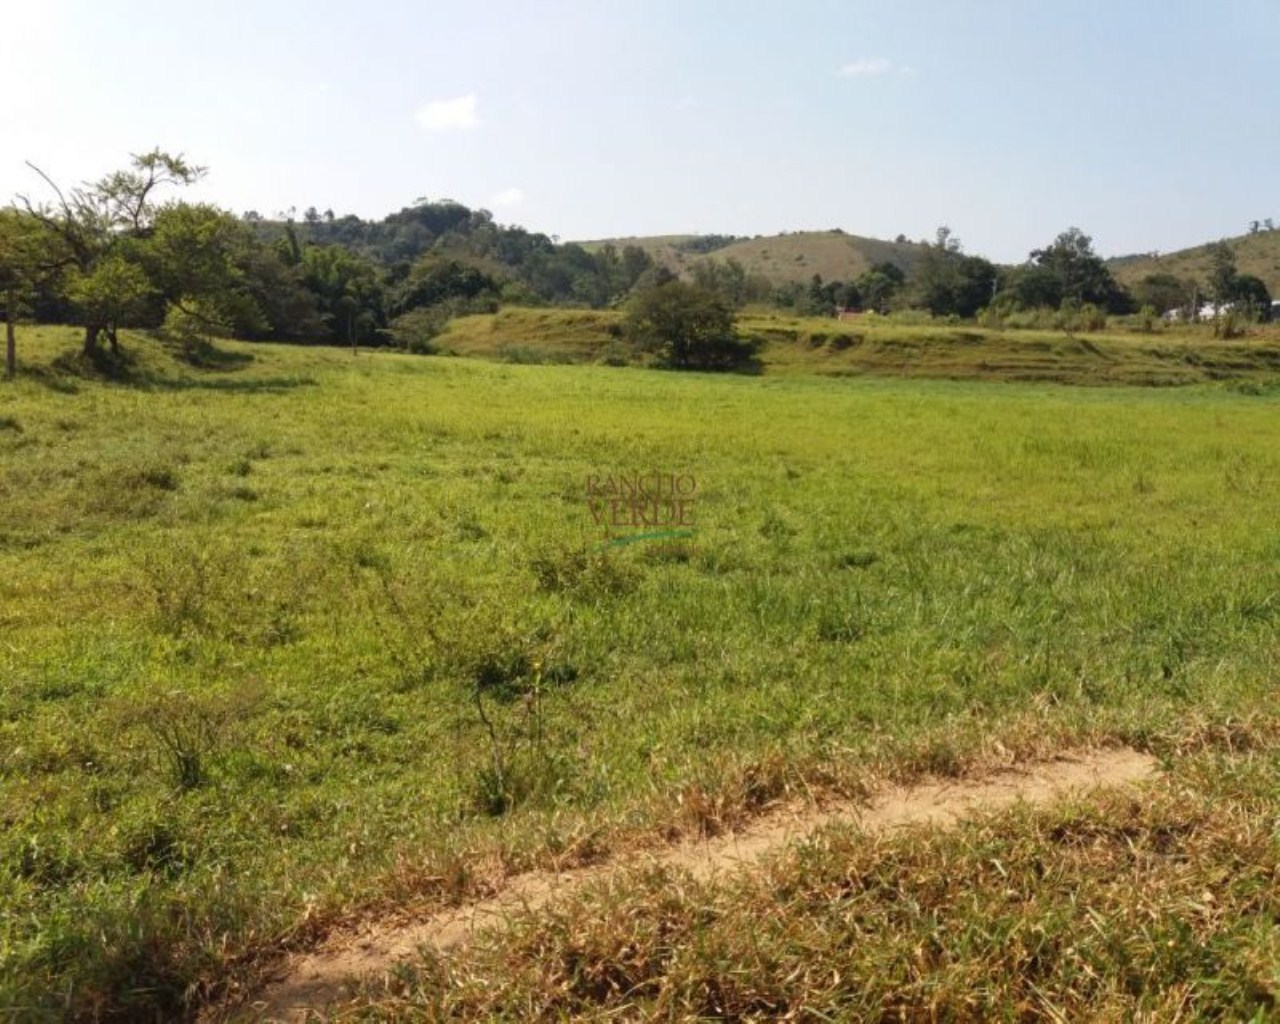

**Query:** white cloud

left=837, top=57, right=894, bottom=77
left=414, top=94, right=480, bottom=131
left=491, top=186, right=525, bottom=208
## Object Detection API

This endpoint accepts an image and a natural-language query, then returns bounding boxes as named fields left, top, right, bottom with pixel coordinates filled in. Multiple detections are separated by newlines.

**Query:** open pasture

left=1, top=327, right=1279, bottom=1018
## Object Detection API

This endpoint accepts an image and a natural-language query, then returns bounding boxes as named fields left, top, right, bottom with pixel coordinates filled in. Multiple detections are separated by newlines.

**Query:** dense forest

left=1, top=150, right=1274, bottom=371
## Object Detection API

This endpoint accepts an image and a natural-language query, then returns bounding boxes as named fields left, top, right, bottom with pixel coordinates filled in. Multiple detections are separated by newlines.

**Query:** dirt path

left=247, top=746, right=1156, bottom=1022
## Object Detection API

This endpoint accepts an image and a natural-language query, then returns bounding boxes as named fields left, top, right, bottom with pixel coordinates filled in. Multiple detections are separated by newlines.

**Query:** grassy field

left=2, top=325, right=1280, bottom=1020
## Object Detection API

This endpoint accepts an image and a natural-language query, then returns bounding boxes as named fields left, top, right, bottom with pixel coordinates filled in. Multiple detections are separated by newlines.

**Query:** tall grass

left=371, top=744, right=1280, bottom=1021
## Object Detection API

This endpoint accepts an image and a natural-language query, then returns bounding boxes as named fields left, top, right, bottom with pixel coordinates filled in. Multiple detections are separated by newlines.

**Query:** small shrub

left=530, top=546, right=637, bottom=598
left=1003, top=307, right=1059, bottom=330
left=127, top=689, right=253, bottom=792
left=1078, top=303, right=1107, bottom=332
left=139, top=547, right=212, bottom=636
left=458, top=623, right=577, bottom=817
left=1217, top=309, right=1247, bottom=340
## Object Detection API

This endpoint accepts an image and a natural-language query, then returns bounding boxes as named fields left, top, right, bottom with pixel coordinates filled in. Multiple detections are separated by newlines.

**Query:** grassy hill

left=432, top=306, right=1280, bottom=387
left=1110, top=228, right=1280, bottom=294
left=583, top=227, right=1280, bottom=298
left=577, top=229, right=928, bottom=285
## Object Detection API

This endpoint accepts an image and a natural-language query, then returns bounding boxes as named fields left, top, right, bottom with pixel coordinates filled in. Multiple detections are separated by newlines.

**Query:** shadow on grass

left=142, top=376, right=318, bottom=394
left=164, top=337, right=256, bottom=372
left=27, top=341, right=315, bottom=395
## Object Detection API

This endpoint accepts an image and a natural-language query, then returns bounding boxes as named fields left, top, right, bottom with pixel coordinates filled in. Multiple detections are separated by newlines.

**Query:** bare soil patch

left=246, top=746, right=1156, bottom=1022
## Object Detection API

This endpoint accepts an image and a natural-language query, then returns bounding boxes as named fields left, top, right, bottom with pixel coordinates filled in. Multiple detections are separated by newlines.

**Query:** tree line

left=723, top=226, right=1270, bottom=326
left=0, top=150, right=662, bottom=373
left=2, top=150, right=1273, bottom=379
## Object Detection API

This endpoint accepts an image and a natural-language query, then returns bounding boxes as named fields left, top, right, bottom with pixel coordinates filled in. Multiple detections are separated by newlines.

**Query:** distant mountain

left=1109, top=228, right=1280, bottom=295
left=577, top=230, right=930, bottom=286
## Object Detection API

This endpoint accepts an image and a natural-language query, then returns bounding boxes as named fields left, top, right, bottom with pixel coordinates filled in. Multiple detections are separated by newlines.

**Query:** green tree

left=906, top=227, right=996, bottom=318
left=1004, top=264, right=1063, bottom=310
left=0, top=209, right=68, bottom=377
left=16, top=150, right=205, bottom=355
left=1131, top=273, right=1194, bottom=316
left=65, top=255, right=155, bottom=352
left=299, top=244, right=385, bottom=352
left=625, top=279, right=758, bottom=371
left=856, top=261, right=905, bottom=313
left=386, top=306, right=451, bottom=353
left=620, top=245, right=653, bottom=290
left=388, top=256, right=497, bottom=318
left=1028, top=227, right=1131, bottom=313
left=1206, top=241, right=1238, bottom=308
left=692, top=257, right=750, bottom=307
left=235, top=242, right=327, bottom=340
left=1231, top=274, right=1270, bottom=320
left=145, top=203, right=273, bottom=336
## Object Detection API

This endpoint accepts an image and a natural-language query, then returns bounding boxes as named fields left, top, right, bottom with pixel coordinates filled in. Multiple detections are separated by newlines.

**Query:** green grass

left=2, top=325, right=1280, bottom=1020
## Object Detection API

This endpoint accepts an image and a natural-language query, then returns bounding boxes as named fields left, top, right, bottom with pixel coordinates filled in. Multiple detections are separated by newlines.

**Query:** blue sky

left=3, top=0, right=1278, bottom=262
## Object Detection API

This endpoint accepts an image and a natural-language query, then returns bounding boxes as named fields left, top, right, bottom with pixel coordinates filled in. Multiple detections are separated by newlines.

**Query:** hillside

left=578, top=229, right=929, bottom=285
left=1109, top=228, right=1280, bottom=294
left=429, top=306, right=1280, bottom=387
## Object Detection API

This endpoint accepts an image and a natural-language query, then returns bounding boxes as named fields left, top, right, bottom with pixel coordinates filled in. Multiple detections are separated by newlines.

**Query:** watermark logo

left=587, top=471, right=697, bottom=547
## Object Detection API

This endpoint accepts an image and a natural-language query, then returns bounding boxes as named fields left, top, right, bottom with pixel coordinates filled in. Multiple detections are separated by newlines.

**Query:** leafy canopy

left=625, top=277, right=759, bottom=372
